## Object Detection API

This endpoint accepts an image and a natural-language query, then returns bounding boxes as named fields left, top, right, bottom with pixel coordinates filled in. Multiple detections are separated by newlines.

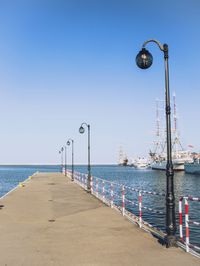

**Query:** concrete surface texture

left=0, top=172, right=199, bottom=266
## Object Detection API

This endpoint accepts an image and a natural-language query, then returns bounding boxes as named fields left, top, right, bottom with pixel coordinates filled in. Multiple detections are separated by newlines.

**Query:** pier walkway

left=0, top=172, right=199, bottom=266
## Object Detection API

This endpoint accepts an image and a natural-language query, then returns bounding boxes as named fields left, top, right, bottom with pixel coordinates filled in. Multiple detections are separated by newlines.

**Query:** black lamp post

left=67, top=139, right=74, bottom=181
left=79, top=122, right=91, bottom=193
left=64, top=145, right=67, bottom=176
left=136, top=39, right=176, bottom=247
left=59, top=150, right=61, bottom=172
left=59, top=147, right=64, bottom=173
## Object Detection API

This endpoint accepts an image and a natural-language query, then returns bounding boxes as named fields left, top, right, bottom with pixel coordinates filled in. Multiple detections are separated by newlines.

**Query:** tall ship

left=118, top=147, right=128, bottom=166
left=150, top=95, right=193, bottom=171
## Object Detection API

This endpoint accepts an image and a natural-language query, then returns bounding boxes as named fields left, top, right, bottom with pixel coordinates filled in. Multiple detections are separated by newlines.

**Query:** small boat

left=185, top=159, right=200, bottom=175
left=132, top=157, right=150, bottom=169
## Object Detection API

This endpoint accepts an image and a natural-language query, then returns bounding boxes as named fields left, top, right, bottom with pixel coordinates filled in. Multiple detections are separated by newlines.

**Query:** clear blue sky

left=0, top=0, right=199, bottom=164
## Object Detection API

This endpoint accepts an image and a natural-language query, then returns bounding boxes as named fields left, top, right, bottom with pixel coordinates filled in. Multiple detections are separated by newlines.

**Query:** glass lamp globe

left=136, top=48, right=153, bottom=69
left=79, top=126, right=85, bottom=134
left=67, top=141, right=70, bottom=145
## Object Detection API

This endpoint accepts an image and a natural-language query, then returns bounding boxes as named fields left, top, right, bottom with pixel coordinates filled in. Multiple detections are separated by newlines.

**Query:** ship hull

left=185, top=163, right=200, bottom=175
left=134, top=165, right=149, bottom=169
left=151, top=161, right=184, bottom=171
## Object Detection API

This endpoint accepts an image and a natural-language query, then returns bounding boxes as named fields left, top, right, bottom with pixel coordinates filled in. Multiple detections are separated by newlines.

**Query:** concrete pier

left=0, top=172, right=199, bottom=266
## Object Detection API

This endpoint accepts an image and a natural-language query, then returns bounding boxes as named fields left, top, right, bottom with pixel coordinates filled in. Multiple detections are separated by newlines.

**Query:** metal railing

left=65, top=169, right=200, bottom=257
left=67, top=170, right=166, bottom=235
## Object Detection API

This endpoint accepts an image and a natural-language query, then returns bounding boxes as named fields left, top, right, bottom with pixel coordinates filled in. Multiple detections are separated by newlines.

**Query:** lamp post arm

left=81, top=122, right=89, bottom=128
left=142, top=39, right=164, bottom=52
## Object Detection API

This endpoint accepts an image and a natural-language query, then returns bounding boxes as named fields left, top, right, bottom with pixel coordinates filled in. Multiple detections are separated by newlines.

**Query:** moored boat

left=151, top=151, right=193, bottom=171
left=132, top=157, right=150, bottom=169
left=185, top=159, right=200, bottom=175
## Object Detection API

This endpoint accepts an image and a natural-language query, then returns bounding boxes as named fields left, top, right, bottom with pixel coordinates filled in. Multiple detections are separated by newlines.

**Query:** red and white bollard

left=179, top=198, right=183, bottom=241
left=122, top=185, right=125, bottom=216
left=110, top=183, right=114, bottom=208
left=139, top=191, right=142, bottom=228
left=102, top=181, right=105, bottom=202
left=185, top=198, right=190, bottom=252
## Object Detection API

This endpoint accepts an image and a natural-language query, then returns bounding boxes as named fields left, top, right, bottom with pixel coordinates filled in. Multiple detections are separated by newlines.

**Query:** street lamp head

left=136, top=48, right=153, bottom=69
left=67, top=140, right=70, bottom=146
left=79, top=126, right=85, bottom=134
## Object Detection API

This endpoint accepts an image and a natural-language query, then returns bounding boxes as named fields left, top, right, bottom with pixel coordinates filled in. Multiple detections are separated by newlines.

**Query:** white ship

left=132, top=157, right=150, bottom=169
left=185, top=159, right=200, bottom=175
left=150, top=95, right=192, bottom=171
left=151, top=151, right=193, bottom=171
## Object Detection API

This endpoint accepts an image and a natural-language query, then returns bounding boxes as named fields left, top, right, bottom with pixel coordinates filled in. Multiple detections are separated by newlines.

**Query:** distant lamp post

left=67, top=139, right=74, bottom=181
left=64, top=145, right=67, bottom=176
left=59, top=150, right=61, bottom=172
left=59, top=147, right=64, bottom=173
left=136, top=39, right=176, bottom=247
left=79, top=123, right=91, bottom=193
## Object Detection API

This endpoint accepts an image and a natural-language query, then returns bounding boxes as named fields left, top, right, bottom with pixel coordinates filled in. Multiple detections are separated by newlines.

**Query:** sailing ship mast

left=151, top=99, right=165, bottom=157
left=150, top=93, right=192, bottom=170
left=172, top=93, right=183, bottom=153
left=118, top=146, right=128, bottom=166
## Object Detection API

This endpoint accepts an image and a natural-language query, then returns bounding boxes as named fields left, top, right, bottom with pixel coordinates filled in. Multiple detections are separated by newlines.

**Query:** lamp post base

left=165, top=235, right=177, bottom=248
